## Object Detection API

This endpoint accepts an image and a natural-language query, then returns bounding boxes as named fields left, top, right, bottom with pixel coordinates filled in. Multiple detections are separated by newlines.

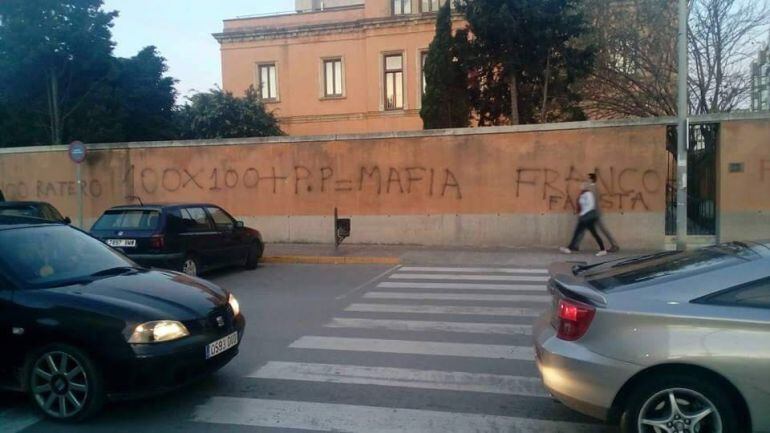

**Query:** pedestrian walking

left=560, top=181, right=608, bottom=256
left=583, top=173, right=620, bottom=252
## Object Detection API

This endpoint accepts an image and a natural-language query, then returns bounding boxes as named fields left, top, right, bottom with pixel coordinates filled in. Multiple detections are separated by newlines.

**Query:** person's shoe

left=596, top=250, right=608, bottom=257
left=608, top=245, right=620, bottom=253
left=559, top=247, right=573, bottom=254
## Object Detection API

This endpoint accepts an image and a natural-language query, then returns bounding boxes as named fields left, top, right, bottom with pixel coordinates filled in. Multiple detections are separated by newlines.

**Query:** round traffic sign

left=68, top=141, right=87, bottom=164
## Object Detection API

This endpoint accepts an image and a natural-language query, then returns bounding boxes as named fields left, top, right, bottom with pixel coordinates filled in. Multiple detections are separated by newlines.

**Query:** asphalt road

left=1, top=263, right=618, bottom=433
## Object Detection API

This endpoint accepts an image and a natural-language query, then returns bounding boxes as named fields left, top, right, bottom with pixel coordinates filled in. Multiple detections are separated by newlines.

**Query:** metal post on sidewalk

left=77, top=163, right=83, bottom=228
left=676, top=0, right=689, bottom=251
left=68, top=140, right=87, bottom=228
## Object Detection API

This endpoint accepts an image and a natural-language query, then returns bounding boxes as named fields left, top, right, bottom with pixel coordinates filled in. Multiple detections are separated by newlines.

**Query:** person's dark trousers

left=568, top=213, right=606, bottom=251
left=576, top=217, right=618, bottom=250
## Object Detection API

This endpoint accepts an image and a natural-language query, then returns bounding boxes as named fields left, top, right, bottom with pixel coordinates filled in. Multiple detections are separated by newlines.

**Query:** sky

left=102, top=0, right=295, bottom=100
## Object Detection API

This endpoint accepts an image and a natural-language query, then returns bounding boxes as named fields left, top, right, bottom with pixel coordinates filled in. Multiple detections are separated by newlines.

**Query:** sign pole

left=68, top=140, right=88, bottom=229
left=77, top=163, right=83, bottom=228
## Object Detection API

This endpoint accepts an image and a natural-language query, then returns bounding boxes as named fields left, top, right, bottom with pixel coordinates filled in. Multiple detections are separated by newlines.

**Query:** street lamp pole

left=676, top=0, right=689, bottom=250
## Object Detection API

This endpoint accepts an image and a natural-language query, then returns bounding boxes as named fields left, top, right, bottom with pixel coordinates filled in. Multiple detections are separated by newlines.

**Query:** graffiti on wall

left=1, top=162, right=669, bottom=213
left=122, top=165, right=463, bottom=199
left=514, top=166, right=663, bottom=211
left=0, top=180, right=103, bottom=200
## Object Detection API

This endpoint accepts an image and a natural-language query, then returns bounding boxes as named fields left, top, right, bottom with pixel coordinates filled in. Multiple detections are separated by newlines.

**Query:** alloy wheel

left=638, top=388, right=722, bottom=433
left=31, top=351, right=89, bottom=419
left=182, top=258, right=198, bottom=276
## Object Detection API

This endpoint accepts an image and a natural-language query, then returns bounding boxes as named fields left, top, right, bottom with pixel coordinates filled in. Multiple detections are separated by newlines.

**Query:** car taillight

left=556, top=298, right=595, bottom=341
left=150, top=234, right=165, bottom=249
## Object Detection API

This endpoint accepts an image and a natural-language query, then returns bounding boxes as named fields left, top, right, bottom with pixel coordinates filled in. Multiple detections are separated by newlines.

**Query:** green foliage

left=176, top=87, right=283, bottom=140
left=420, top=2, right=470, bottom=129
left=0, top=0, right=177, bottom=147
left=456, top=0, right=594, bottom=124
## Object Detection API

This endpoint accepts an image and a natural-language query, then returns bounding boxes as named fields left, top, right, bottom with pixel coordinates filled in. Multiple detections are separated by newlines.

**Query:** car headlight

left=228, top=293, right=240, bottom=317
left=128, top=320, right=189, bottom=343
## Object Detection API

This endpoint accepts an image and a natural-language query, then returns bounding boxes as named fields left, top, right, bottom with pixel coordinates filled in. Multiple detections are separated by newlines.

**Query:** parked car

left=0, top=201, right=70, bottom=224
left=0, top=216, right=245, bottom=421
left=535, top=242, right=770, bottom=433
left=90, top=203, right=263, bottom=276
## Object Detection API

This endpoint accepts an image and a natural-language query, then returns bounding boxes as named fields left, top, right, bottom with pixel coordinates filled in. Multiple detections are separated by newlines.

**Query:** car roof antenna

left=125, top=195, right=144, bottom=206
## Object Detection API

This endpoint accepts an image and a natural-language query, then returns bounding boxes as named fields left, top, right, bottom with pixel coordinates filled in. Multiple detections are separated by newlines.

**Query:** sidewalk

left=262, top=243, right=653, bottom=266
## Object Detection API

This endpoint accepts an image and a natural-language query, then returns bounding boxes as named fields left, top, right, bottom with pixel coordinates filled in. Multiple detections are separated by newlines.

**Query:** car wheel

left=620, top=373, right=740, bottom=433
left=181, top=255, right=200, bottom=277
left=26, top=344, right=105, bottom=422
left=244, top=242, right=260, bottom=270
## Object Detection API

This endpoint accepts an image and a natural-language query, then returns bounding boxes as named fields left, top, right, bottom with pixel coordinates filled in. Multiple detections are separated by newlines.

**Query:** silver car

left=534, top=241, right=770, bottom=433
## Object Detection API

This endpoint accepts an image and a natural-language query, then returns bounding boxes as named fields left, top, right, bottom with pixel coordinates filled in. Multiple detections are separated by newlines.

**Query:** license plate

left=205, top=331, right=239, bottom=359
left=106, top=239, right=136, bottom=248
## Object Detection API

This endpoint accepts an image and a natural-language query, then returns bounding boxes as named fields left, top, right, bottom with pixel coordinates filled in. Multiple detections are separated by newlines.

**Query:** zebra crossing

left=193, top=265, right=614, bottom=432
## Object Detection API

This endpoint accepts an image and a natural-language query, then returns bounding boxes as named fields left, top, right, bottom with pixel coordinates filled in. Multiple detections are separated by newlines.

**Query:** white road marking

left=390, top=273, right=550, bottom=282
left=289, top=336, right=535, bottom=360
left=194, top=397, right=610, bottom=432
left=249, top=361, right=549, bottom=397
left=336, top=265, right=401, bottom=300
left=326, top=317, right=533, bottom=335
left=346, top=303, right=542, bottom=317
left=365, top=291, right=551, bottom=303
left=0, top=408, right=39, bottom=433
left=400, top=266, right=548, bottom=274
left=325, top=317, right=532, bottom=335
left=378, top=281, right=547, bottom=291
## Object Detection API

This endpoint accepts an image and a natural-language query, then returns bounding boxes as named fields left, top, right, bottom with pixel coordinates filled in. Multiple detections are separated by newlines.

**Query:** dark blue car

left=90, top=203, right=263, bottom=276
left=0, top=216, right=245, bottom=421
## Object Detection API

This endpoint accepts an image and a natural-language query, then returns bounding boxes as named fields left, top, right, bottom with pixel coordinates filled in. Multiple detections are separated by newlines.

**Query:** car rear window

left=0, top=205, right=38, bottom=217
left=583, top=243, right=759, bottom=291
left=92, top=210, right=161, bottom=231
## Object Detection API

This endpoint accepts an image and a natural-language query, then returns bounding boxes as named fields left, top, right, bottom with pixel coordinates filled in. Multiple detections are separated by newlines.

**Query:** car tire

left=181, top=254, right=200, bottom=277
left=244, top=242, right=260, bottom=270
left=25, top=343, right=105, bottom=422
left=620, top=373, right=741, bottom=433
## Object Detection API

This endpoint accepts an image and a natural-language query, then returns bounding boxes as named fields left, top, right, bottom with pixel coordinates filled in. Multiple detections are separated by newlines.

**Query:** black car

left=0, top=216, right=245, bottom=421
left=90, top=203, right=263, bottom=276
left=0, top=201, right=71, bottom=224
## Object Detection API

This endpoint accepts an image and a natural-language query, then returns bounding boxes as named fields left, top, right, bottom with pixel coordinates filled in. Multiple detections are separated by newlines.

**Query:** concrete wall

left=0, top=119, right=679, bottom=249
left=718, top=117, right=770, bottom=241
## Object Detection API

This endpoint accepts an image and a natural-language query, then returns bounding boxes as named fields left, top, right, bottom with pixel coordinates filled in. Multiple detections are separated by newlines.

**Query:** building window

left=392, top=0, right=411, bottom=15
left=384, top=54, right=404, bottom=110
left=258, top=63, right=278, bottom=100
left=420, top=51, right=428, bottom=97
left=324, top=58, right=343, bottom=97
left=421, top=0, right=441, bottom=12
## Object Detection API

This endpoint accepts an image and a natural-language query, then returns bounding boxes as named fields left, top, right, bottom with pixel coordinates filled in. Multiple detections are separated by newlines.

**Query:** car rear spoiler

left=548, top=262, right=608, bottom=308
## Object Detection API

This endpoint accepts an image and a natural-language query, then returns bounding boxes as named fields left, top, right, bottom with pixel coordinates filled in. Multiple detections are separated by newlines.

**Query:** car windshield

left=583, top=243, right=760, bottom=291
left=0, top=205, right=38, bottom=218
left=0, top=225, right=135, bottom=288
left=92, top=209, right=160, bottom=231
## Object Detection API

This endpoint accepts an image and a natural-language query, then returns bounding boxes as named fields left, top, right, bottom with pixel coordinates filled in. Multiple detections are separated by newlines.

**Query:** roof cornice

left=213, top=13, right=459, bottom=44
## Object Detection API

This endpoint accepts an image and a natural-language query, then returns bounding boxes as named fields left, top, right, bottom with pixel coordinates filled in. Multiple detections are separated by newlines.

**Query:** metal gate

left=665, top=123, right=719, bottom=236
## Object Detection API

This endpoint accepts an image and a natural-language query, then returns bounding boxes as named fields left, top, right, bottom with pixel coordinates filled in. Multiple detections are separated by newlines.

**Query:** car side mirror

left=62, top=216, right=72, bottom=224
left=234, top=220, right=244, bottom=229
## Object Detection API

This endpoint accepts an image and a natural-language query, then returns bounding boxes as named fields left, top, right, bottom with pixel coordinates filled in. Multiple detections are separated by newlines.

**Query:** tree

left=456, top=0, right=594, bottom=125
left=0, top=1, right=179, bottom=147
left=112, top=47, right=178, bottom=142
left=580, top=0, right=768, bottom=119
left=0, top=0, right=117, bottom=146
left=420, top=2, right=470, bottom=129
left=176, top=87, right=283, bottom=139
left=688, top=0, right=769, bottom=114
left=579, top=0, right=678, bottom=119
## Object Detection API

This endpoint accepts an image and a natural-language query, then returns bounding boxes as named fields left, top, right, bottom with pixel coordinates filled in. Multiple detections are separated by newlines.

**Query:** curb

left=262, top=255, right=401, bottom=265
